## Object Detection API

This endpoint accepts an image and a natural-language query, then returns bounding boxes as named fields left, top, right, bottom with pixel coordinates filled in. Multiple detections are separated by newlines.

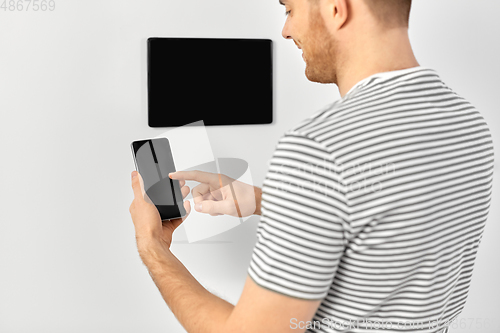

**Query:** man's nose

left=281, top=22, right=292, bottom=40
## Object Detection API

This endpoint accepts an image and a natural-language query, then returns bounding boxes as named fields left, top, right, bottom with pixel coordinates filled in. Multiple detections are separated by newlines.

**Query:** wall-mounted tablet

left=148, top=37, right=273, bottom=127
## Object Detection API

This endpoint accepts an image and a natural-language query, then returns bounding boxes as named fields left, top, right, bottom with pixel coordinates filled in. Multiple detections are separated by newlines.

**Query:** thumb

left=196, top=199, right=233, bottom=216
left=131, top=171, right=146, bottom=200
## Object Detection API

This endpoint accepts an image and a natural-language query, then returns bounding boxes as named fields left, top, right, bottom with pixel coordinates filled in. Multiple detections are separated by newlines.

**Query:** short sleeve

left=247, top=132, right=350, bottom=300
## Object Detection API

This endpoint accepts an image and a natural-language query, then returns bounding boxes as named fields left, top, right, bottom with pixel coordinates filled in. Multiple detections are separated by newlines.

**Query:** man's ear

left=331, top=0, right=349, bottom=30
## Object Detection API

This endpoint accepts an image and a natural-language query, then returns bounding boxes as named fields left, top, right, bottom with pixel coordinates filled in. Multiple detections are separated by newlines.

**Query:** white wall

left=0, top=0, right=498, bottom=332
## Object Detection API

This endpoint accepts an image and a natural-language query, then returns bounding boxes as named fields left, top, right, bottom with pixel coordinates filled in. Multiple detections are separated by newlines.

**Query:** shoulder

left=281, top=99, right=358, bottom=157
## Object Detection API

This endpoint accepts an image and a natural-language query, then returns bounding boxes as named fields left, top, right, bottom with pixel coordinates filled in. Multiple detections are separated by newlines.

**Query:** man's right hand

left=169, top=170, right=262, bottom=217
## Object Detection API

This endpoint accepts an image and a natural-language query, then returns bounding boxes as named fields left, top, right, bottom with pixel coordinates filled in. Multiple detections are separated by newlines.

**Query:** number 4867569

left=1, top=0, right=56, bottom=11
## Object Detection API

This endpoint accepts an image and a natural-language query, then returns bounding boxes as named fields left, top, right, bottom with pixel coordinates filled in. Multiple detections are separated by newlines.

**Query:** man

left=129, top=0, right=495, bottom=332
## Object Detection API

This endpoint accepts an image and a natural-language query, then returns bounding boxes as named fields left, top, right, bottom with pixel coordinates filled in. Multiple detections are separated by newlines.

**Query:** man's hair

left=308, top=0, right=412, bottom=28
left=362, top=0, right=412, bottom=28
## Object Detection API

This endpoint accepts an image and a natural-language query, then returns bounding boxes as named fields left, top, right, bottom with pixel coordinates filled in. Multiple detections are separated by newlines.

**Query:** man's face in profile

left=282, top=0, right=338, bottom=84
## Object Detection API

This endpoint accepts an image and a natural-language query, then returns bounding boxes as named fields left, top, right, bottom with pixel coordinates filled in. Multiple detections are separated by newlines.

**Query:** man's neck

left=337, top=29, right=420, bottom=98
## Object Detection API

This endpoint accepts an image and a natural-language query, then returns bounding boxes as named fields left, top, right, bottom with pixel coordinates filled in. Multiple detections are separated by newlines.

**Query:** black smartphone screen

left=131, top=138, right=186, bottom=220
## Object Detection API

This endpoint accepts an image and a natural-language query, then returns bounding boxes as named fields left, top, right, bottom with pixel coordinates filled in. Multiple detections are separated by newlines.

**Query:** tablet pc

left=148, top=37, right=273, bottom=127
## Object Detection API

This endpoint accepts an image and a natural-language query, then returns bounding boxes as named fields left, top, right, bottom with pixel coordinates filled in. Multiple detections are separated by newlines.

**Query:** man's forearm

left=138, top=240, right=234, bottom=333
left=253, top=186, right=262, bottom=216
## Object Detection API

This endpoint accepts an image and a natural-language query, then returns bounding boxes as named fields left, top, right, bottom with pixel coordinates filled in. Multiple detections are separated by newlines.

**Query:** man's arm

left=138, top=239, right=322, bottom=333
left=130, top=171, right=322, bottom=333
left=137, top=240, right=234, bottom=333
left=253, top=186, right=262, bottom=216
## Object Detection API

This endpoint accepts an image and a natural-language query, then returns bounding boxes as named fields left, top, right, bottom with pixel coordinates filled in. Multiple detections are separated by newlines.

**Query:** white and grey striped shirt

left=247, top=66, right=495, bottom=333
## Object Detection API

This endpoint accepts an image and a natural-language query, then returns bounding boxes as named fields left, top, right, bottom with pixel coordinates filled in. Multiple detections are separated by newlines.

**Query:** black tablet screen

left=148, top=38, right=273, bottom=127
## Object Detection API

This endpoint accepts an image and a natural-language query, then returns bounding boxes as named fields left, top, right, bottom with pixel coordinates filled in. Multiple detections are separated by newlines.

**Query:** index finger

left=169, top=170, right=221, bottom=188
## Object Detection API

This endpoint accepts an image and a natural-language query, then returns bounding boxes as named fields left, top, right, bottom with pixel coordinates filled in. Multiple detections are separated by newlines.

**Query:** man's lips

left=294, top=42, right=303, bottom=58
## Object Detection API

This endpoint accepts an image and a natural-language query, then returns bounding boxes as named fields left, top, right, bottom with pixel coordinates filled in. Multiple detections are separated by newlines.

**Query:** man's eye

left=285, top=10, right=291, bottom=16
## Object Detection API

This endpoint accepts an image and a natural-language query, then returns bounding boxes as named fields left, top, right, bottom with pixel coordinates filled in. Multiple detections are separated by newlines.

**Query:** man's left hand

left=129, top=170, right=191, bottom=251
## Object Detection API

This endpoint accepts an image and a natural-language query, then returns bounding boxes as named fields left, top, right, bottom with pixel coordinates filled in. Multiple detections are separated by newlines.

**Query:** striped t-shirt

left=247, top=66, right=495, bottom=333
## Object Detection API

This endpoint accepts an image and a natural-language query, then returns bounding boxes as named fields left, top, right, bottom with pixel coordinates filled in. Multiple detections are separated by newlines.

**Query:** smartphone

left=131, top=138, right=186, bottom=220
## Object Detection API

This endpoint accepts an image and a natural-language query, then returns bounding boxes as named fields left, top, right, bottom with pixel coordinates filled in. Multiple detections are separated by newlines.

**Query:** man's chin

left=305, top=66, right=320, bottom=83
left=305, top=67, right=334, bottom=84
